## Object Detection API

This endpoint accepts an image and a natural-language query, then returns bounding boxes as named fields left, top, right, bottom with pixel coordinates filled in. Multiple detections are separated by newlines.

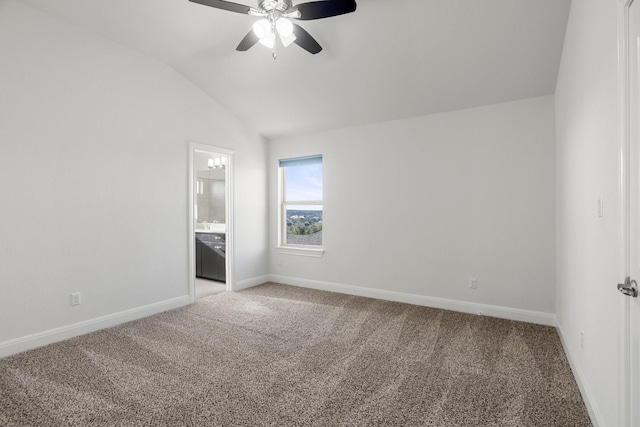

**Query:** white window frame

left=277, top=155, right=324, bottom=257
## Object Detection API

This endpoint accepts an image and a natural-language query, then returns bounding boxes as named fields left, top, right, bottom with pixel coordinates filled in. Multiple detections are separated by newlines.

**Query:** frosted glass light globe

left=259, top=31, right=275, bottom=48
left=252, top=19, right=270, bottom=39
left=276, top=18, right=294, bottom=37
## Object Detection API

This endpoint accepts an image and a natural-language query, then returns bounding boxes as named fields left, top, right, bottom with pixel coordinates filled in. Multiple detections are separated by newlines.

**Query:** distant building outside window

left=279, top=155, right=323, bottom=247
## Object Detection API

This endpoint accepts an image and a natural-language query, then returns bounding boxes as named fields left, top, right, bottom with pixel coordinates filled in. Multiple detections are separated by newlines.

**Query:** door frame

left=188, top=141, right=235, bottom=303
left=618, top=1, right=636, bottom=425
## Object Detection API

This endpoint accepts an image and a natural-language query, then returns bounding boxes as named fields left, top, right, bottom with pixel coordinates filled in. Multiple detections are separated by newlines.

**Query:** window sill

left=277, top=246, right=324, bottom=258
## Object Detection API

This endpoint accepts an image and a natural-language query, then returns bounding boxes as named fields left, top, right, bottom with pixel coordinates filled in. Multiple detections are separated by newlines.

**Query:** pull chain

left=271, top=17, right=278, bottom=60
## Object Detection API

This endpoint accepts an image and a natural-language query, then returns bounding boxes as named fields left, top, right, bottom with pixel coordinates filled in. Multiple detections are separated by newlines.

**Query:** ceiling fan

left=188, top=0, right=357, bottom=58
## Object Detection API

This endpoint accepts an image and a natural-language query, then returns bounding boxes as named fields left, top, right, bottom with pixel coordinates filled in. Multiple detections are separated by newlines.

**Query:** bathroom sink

left=196, top=223, right=226, bottom=233
left=209, top=223, right=226, bottom=233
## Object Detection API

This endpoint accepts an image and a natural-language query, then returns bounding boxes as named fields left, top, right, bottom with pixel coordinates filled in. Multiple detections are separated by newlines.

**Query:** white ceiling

left=19, top=0, right=571, bottom=140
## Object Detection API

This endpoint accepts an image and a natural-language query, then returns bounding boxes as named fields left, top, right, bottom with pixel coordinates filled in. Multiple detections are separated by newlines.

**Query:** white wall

left=269, top=96, right=556, bottom=321
left=0, top=1, right=268, bottom=355
left=555, top=0, right=625, bottom=425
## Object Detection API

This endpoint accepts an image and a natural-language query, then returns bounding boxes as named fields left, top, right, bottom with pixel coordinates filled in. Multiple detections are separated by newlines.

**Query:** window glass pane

left=285, top=205, right=323, bottom=246
left=285, top=162, right=323, bottom=201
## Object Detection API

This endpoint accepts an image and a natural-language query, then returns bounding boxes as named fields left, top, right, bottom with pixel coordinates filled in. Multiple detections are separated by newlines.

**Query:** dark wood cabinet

left=195, top=233, right=226, bottom=282
left=196, top=239, right=203, bottom=277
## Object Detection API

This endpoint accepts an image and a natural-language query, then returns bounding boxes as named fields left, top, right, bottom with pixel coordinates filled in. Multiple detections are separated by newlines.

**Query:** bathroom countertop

left=195, top=224, right=226, bottom=234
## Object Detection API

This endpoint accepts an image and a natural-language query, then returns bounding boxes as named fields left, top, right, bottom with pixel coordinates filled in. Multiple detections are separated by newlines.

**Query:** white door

left=626, top=1, right=640, bottom=425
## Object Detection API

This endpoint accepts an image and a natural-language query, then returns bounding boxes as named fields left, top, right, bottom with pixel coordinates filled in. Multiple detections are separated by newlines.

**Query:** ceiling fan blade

left=292, top=24, right=322, bottom=54
left=294, top=0, right=357, bottom=20
left=188, top=0, right=252, bottom=15
left=236, top=30, right=259, bottom=51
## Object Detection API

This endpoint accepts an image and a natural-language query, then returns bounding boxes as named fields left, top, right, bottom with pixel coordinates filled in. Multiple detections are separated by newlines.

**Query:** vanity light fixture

left=208, top=157, right=227, bottom=170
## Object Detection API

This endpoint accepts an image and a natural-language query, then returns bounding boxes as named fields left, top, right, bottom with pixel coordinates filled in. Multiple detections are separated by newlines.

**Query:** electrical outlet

left=71, top=292, right=81, bottom=306
left=580, top=331, right=584, bottom=349
left=469, top=277, right=478, bottom=289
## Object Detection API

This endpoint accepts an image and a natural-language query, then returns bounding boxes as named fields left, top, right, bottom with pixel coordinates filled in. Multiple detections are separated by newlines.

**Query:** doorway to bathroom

left=189, top=142, right=234, bottom=302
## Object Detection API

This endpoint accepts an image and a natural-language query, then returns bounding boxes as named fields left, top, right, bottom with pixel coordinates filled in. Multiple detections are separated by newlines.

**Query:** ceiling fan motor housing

left=258, top=0, right=293, bottom=13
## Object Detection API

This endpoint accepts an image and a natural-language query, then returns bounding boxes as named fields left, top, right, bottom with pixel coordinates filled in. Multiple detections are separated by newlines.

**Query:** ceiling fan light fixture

left=258, top=31, right=276, bottom=48
left=252, top=18, right=271, bottom=39
left=190, top=0, right=358, bottom=56
left=280, top=32, right=297, bottom=47
left=276, top=17, right=293, bottom=37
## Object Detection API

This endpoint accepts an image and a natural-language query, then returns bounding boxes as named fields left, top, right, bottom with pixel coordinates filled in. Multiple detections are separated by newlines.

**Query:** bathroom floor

left=195, top=278, right=226, bottom=299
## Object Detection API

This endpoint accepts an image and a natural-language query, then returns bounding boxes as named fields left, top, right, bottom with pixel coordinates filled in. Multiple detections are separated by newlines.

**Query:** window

left=279, top=155, right=323, bottom=255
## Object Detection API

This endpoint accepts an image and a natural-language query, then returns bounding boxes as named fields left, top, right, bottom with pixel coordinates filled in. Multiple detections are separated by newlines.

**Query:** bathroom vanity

left=195, top=231, right=226, bottom=282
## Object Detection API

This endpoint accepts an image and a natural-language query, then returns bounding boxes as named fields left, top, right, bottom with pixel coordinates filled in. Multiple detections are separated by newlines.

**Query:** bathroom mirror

left=195, top=153, right=226, bottom=225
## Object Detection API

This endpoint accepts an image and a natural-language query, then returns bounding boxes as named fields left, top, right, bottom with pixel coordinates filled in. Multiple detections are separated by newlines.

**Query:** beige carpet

left=0, top=283, right=591, bottom=426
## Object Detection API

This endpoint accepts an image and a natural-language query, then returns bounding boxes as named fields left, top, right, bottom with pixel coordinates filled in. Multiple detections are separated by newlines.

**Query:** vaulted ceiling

left=19, top=0, right=571, bottom=140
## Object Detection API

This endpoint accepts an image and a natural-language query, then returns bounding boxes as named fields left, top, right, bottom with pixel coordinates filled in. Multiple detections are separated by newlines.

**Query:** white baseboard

left=268, top=274, right=556, bottom=327
left=556, top=323, right=601, bottom=427
left=233, top=274, right=269, bottom=292
left=0, top=295, right=190, bottom=359
left=2, top=276, right=554, bottom=358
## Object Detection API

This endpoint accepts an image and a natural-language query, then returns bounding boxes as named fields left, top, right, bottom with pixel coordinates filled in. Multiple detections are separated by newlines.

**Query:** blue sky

left=286, top=163, right=322, bottom=210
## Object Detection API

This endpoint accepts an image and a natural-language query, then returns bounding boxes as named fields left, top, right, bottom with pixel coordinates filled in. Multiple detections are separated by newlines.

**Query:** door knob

left=618, top=277, right=639, bottom=298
